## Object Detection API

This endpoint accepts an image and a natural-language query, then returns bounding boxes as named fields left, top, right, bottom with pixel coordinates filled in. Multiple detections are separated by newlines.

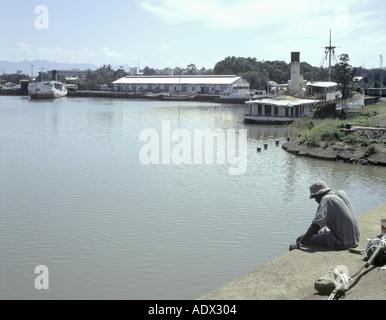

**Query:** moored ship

left=28, top=69, right=67, bottom=99
left=28, top=80, right=68, bottom=99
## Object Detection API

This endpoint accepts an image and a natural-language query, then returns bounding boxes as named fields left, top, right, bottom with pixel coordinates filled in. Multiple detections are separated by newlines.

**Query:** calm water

left=0, top=96, right=385, bottom=299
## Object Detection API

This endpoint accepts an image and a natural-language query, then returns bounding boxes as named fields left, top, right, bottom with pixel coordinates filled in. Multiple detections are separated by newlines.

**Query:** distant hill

left=0, top=60, right=99, bottom=75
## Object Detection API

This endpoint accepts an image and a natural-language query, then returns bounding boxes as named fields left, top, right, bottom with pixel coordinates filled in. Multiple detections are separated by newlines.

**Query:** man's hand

left=289, top=243, right=300, bottom=251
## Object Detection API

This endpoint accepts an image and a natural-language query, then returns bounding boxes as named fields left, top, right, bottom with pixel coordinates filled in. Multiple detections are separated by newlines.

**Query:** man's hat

left=309, top=181, right=332, bottom=199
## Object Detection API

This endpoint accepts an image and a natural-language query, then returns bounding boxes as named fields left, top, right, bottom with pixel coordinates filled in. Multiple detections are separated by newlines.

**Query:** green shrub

left=296, top=119, right=343, bottom=147
left=364, top=145, right=376, bottom=157
left=343, top=134, right=362, bottom=145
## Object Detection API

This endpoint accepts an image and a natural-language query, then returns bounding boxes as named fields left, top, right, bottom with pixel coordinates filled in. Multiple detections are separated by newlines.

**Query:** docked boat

left=162, top=90, right=199, bottom=100
left=143, top=92, right=167, bottom=99
left=218, top=84, right=252, bottom=103
left=244, top=97, right=320, bottom=124
left=28, top=80, right=68, bottom=99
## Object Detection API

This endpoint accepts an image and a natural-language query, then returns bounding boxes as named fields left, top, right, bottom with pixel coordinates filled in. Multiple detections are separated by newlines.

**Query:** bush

left=296, top=120, right=343, bottom=147
left=320, top=128, right=342, bottom=142
left=364, top=145, right=376, bottom=157
left=342, top=134, right=362, bottom=145
left=298, top=133, right=321, bottom=147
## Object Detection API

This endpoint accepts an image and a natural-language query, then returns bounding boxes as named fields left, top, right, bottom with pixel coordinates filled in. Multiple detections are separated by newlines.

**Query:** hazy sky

left=0, top=0, right=384, bottom=70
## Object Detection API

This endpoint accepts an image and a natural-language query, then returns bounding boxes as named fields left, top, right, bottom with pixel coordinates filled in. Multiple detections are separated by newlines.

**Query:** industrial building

left=112, top=75, right=249, bottom=95
left=47, top=69, right=89, bottom=81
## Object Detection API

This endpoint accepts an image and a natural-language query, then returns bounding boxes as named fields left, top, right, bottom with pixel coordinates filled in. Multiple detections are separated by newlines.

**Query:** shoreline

left=0, top=90, right=246, bottom=104
left=282, top=139, right=386, bottom=166
left=282, top=110, right=386, bottom=166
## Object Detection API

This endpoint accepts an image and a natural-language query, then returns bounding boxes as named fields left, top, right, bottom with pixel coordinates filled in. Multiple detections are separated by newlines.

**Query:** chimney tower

left=289, top=52, right=300, bottom=96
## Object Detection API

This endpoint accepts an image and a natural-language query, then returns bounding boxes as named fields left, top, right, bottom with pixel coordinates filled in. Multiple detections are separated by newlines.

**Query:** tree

left=1, top=73, right=31, bottom=84
left=86, top=64, right=115, bottom=88
left=187, top=63, right=197, bottom=74
left=300, top=62, right=328, bottom=82
left=333, top=54, right=355, bottom=100
left=333, top=54, right=357, bottom=118
left=214, top=56, right=258, bottom=75
left=114, top=66, right=128, bottom=79
left=143, top=66, right=156, bottom=75
left=84, top=64, right=128, bottom=89
left=240, top=70, right=268, bottom=90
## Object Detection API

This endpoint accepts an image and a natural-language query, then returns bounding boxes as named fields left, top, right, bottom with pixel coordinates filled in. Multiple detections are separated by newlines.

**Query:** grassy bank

left=291, top=100, right=386, bottom=155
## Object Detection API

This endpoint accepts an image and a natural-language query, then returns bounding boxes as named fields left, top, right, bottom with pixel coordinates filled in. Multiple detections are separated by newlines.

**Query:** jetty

left=200, top=203, right=386, bottom=300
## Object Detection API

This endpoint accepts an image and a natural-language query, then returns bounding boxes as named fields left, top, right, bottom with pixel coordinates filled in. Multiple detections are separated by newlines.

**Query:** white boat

left=244, top=97, right=319, bottom=124
left=219, top=84, right=252, bottom=102
left=143, top=92, right=167, bottom=99
left=28, top=81, right=68, bottom=99
left=217, top=85, right=269, bottom=104
left=162, top=90, right=199, bottom=100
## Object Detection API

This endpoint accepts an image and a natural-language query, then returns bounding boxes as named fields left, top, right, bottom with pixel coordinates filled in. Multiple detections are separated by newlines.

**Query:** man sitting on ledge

left=292, top=181, right=360, bottom=250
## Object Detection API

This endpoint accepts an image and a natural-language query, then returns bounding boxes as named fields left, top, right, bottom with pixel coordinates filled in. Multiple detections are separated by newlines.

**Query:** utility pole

left=380, top=55, right=383, bottom=98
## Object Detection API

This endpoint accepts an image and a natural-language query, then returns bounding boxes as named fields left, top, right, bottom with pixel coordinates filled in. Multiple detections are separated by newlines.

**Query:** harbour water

left=0, top=96, right=385, bottom=299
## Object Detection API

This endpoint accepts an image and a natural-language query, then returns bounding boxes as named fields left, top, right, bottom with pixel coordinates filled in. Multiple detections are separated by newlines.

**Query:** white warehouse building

left=112, top=75, right=249, bottom=95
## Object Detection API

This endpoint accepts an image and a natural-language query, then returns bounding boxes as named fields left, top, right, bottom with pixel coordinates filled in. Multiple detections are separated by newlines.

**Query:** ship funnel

left=52, top=70, right=58, bottom=81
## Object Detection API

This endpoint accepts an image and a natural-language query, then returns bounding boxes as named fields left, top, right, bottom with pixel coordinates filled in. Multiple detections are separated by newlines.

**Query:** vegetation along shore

left=282, top=100, right=386, bottom=166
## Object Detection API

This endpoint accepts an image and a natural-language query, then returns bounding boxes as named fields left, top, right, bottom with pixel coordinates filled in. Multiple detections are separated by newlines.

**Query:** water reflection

left=246, top=124, right=293, bottom=140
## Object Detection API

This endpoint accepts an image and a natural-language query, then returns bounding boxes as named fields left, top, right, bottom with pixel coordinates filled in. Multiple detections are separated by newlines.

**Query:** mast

left=380, top=55, right=383, bottom=98
left=320, top=30, right=339, bottom=81
left=325, top=30, right=336, bottom=82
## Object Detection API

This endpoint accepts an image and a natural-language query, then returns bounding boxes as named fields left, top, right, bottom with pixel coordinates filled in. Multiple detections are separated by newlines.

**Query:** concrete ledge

left=200, top=203, right=386, bottom=300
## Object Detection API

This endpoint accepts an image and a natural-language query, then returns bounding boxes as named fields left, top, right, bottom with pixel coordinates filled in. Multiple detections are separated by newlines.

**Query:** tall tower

left=289, top=52, right=300, bottom=96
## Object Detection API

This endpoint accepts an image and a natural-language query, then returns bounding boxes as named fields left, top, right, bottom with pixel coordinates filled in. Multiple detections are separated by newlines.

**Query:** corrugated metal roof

left=112, top=75, right=242, bottom=85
